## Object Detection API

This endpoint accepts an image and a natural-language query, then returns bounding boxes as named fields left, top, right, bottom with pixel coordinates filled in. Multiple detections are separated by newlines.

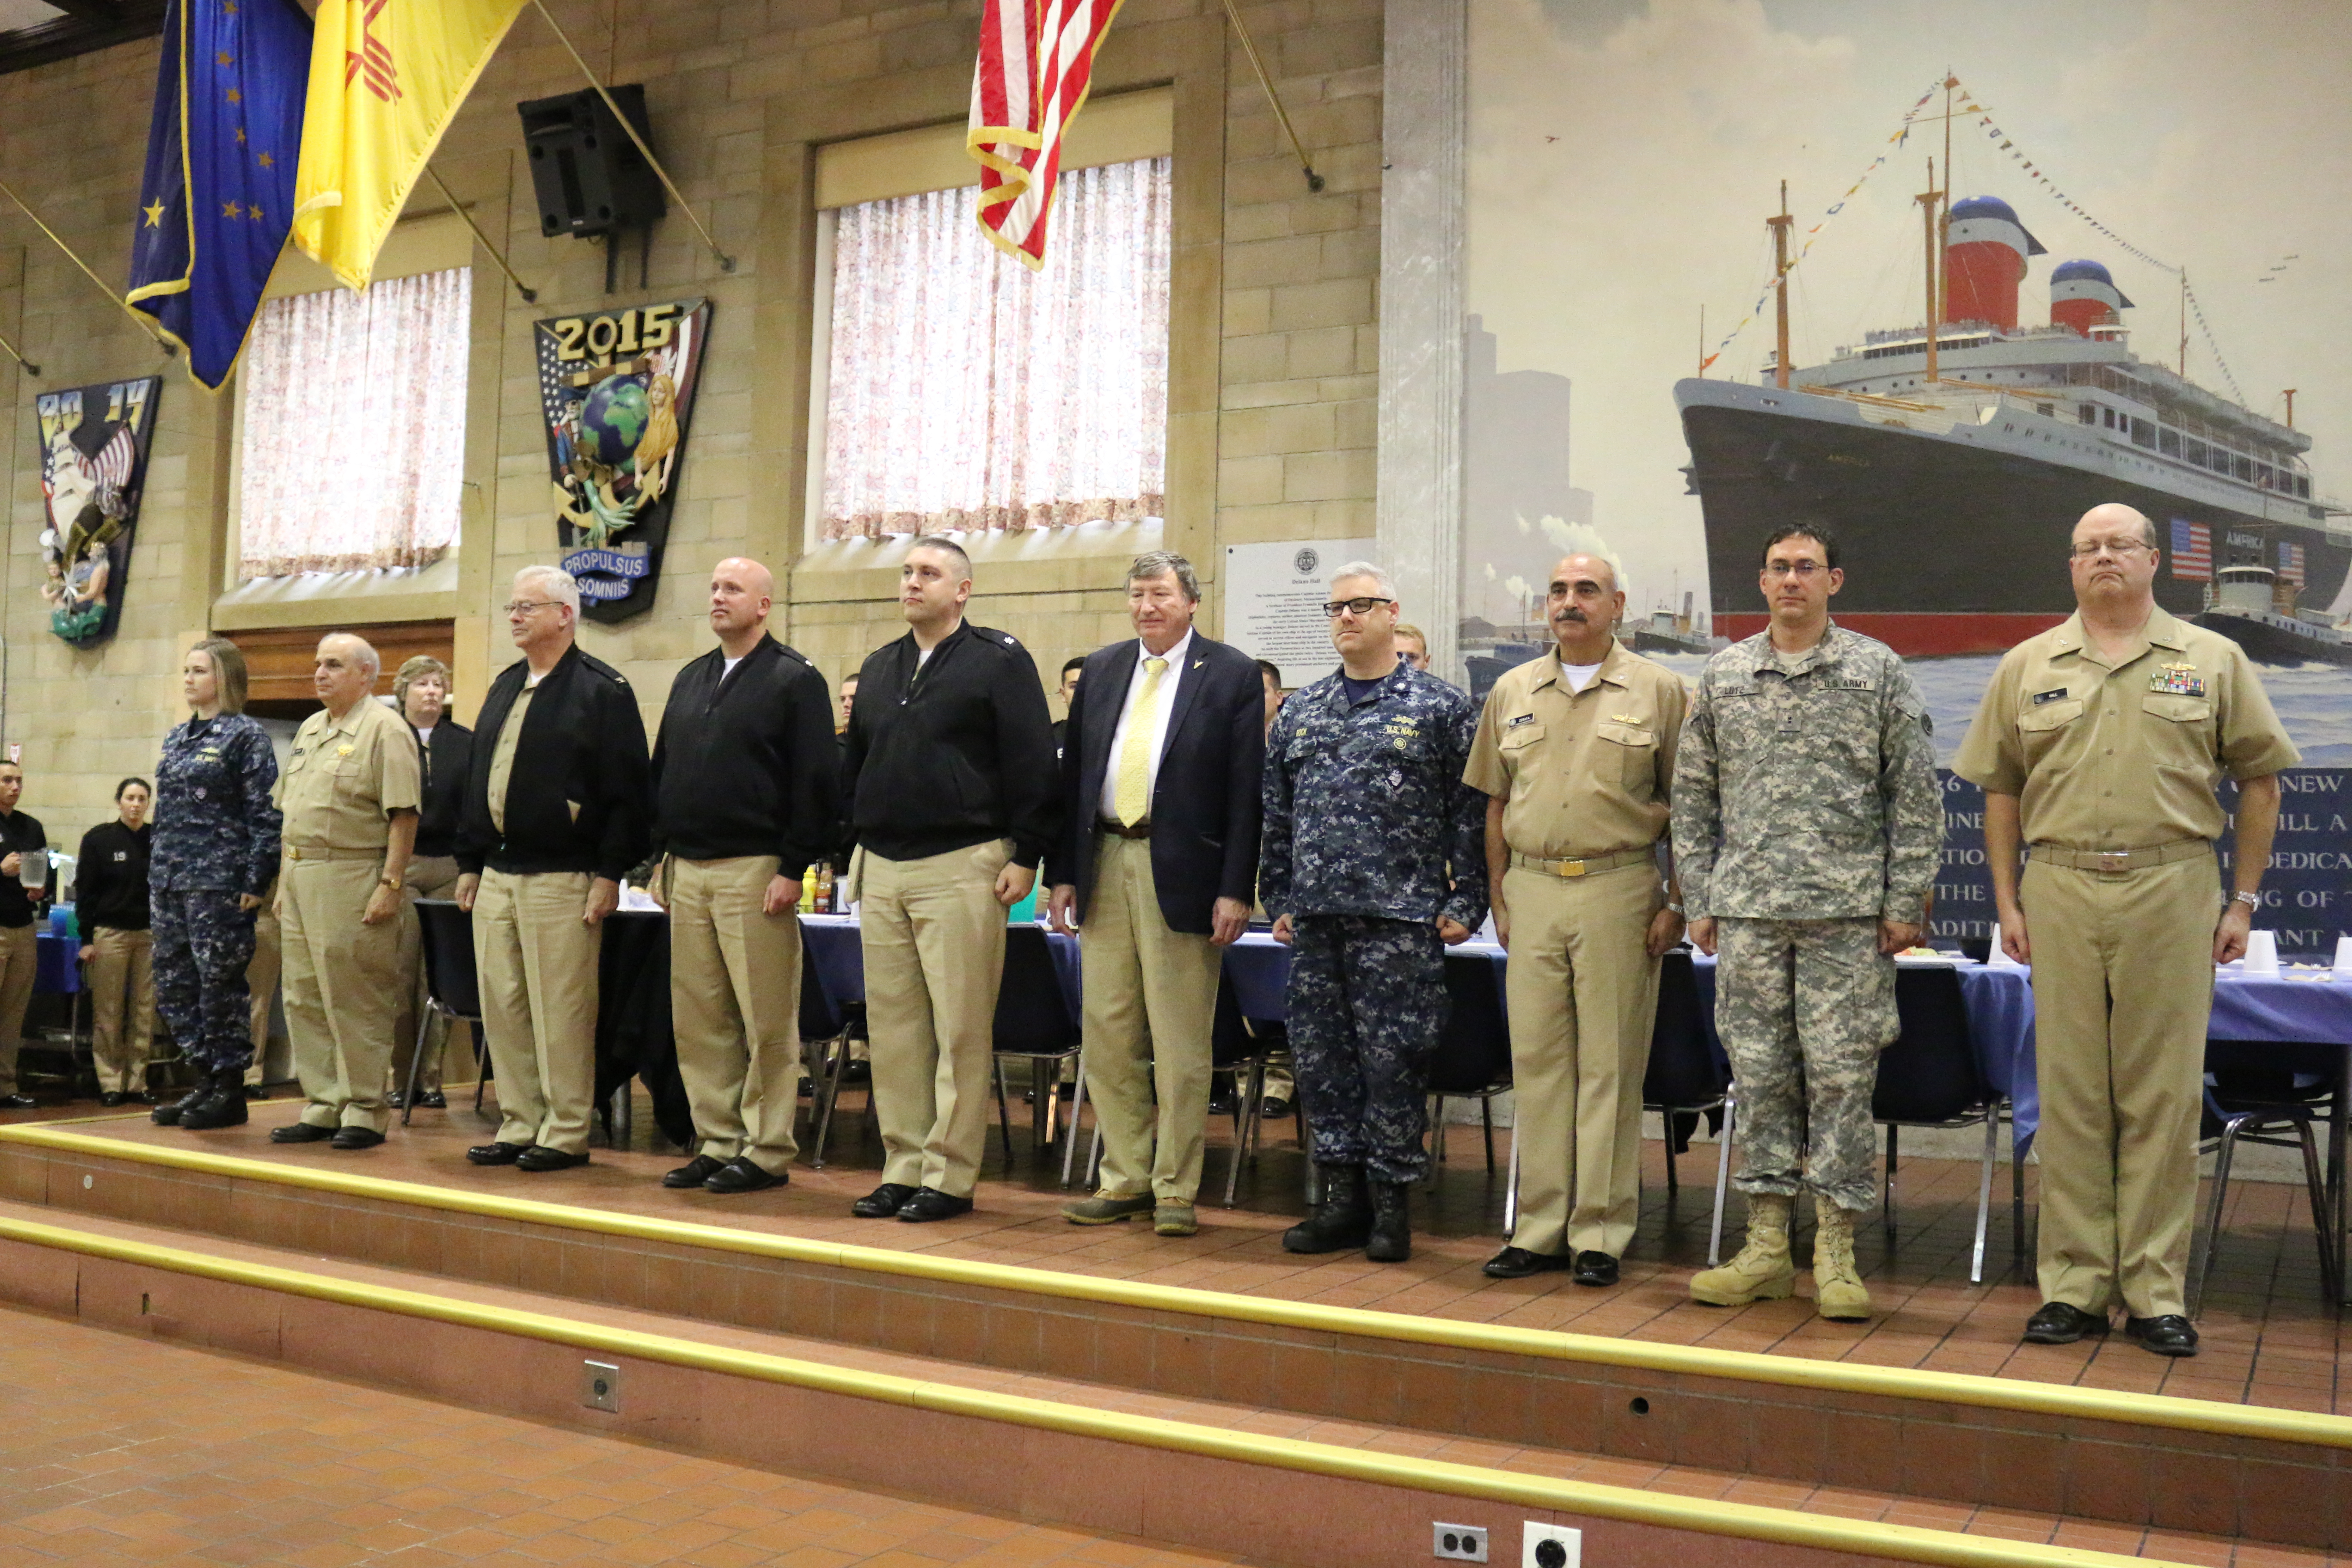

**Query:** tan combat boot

left=1689, top=1192, right=1796, bottom=1306
left=1811, top=1203, right=1873, bottom=1321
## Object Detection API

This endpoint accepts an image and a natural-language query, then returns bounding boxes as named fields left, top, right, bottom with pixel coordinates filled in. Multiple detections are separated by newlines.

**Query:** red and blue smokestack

left=2049, top=258, right=2134, bottom=336
left=1944, top=196, right=2046, bottom=331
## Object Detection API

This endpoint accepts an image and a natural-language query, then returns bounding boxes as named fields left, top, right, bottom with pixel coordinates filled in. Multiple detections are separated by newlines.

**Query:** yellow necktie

left=1114, top=656, right=1168, bottom=826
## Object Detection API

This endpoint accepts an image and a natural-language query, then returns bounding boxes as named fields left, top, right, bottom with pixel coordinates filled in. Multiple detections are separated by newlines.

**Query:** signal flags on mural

left=292, top=0, right=526, bottom=291
left=967, top=0, right=1124, bottom=268
left=2171, top=520, right=2213, bottom=582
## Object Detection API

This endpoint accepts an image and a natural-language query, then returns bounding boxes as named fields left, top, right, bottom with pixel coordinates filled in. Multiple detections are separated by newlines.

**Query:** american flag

left=967, top=0, right=1121, bottom=268
left=2279, top=541, right=2306, bottom=586
left=89, top=424, right=137, bottom=516
left=2171, top=519, right=2212, bottom=581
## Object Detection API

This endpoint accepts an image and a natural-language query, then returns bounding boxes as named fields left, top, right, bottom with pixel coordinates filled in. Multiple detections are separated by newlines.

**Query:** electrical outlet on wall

left=1522, top=1523, right=1580, bottom=1568
left=1433, top=1523, right=1488, bottom=1562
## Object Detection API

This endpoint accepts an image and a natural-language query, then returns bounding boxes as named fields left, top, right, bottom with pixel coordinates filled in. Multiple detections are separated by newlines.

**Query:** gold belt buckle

left=2096, top=849, right=2132, bottom=873
left=1556, top=858, right=1587, bottom=878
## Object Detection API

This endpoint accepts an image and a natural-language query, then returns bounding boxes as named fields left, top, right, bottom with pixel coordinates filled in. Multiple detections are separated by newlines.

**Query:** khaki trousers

left=392, top=855, right=463, bottom=1094
left=668, top=854, right=802, bottom=1173
left=473, top=869, right=600, bottom=1156
left=2022, top=851, right=2219, bottom=1319
left=861, top=840, right=1011, bottom=1197
left=245, top=905, right=280, bottom=1087
left=87, top=926, right=155, bottom=1096
left=1502, top=861, right=1663, bottom=1258
left=281, top=857, right=402, bottom=1134
left=0, top=924, right=37, bottom=1094
left=1080, top=835, right=1221, bottom=1204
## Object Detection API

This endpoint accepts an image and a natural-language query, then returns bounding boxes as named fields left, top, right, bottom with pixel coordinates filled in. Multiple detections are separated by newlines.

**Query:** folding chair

left=991, top=925, right=1081, bottom=1166
left=1871, top=964, right=2001, bottom=1283
left=2190, top=1039, right=2339, bottom=1315
left=403, top=900, right=487, bottom=1127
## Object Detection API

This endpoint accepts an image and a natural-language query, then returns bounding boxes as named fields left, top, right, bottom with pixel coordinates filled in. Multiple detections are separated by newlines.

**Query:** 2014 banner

left=533, top=297, right=710, bottom=622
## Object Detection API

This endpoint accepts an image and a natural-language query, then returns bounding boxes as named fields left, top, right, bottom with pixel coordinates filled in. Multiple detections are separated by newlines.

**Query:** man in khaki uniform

left=1468, top=555, right=1687, bottom=1286
left=1957, top=502, right=2296, bottom=1358
left=266, top=635, right=419, bottom=1149
left=840, top=538, right=1060, bottom=1222
left=649, top=558, right=837, bottom=1194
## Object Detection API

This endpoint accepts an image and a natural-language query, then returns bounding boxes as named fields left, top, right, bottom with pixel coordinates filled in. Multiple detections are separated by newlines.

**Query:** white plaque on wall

left=1221, top=538, right=1377, bottom=677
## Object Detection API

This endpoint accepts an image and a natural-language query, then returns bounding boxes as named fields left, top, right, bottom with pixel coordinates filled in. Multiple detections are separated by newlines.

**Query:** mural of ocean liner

left=1677, top=168, right=2349, bottom=661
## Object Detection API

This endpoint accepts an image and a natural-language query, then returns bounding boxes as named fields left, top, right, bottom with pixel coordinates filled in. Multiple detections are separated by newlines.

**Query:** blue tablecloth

left=37, top=929, right=77, bottom=995
left=1218, top=931, right=1510, bottom=1023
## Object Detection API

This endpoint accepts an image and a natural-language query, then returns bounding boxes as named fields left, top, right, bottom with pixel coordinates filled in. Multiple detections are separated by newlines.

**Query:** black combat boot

left=151, top=1076, right=210, bottom=1126
left=1282, top=1164, right=1371, bottom=1253
left=179, top=1069, right=249, bottom=1130
left=1365, top=1181, right=1412, bottom=1263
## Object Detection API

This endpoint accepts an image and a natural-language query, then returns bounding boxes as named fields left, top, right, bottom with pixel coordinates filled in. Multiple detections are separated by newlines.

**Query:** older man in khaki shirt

left=1957, top=502, right=2297, bottom=1358
left=1467, top=554, right=1687, bottom=1286
left=267, top=634, right=420, bottom=1148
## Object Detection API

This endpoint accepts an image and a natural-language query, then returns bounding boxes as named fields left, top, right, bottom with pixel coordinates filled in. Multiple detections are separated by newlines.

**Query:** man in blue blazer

left=1048, top=550, right=1265, bottom=1236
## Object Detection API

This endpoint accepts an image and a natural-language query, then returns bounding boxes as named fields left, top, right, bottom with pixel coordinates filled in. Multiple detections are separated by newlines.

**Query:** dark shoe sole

left=330, top=1131, right=387, bottom=1150
left=516, top=1152, right=591, bottom=1172
left=1282, top=1228, right=1372, bottom=1255
left=466, top=1145, right=529, bottom=1166
left=270, top=1124, right=337, bottom=1144
left=705, top=1170, right=784, bottom=1194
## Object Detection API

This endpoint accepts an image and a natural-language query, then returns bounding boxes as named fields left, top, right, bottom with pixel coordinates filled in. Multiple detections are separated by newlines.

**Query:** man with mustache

left=1465, top=554, right=1686, bottom=1286
left=1957, top=503, right=2294, bottom=1358
left=1673, top=524, right=1941, bottom=1321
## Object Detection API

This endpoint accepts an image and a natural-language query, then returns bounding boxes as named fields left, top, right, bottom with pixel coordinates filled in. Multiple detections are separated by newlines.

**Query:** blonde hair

left=188, top=637, right=249, bottom=716
left=394, top=655, right=452, bottom=710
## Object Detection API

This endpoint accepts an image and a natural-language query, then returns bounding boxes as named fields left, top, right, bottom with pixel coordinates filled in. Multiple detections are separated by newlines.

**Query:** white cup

left=2333, top=935, right=2352, bottom=975
left=2244, top=928, right=2281, bottom=976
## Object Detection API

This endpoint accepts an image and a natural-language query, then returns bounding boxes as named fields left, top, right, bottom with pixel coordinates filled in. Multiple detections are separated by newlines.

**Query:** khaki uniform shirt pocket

left=1594, top=720, right=1659, bottom=794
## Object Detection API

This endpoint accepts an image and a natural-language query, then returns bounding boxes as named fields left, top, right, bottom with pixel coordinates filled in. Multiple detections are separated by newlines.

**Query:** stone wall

left=0, top=0, right=1385, bottom=843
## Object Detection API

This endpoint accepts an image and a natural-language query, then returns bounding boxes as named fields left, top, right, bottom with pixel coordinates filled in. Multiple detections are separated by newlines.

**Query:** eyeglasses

left=503, top=599, right=557, bottom=616
left=2068, top=539, right=2154, bottom=560
left=1322, top=596, right=1395, bottom=619
left=1764, top=561, right=1828, bottom=579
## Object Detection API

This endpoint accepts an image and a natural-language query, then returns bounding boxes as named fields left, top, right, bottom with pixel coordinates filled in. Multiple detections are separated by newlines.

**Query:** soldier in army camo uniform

left=1672, top=525, right=1941, bottom=1321
left=150, top=639, right=282, bottom=1132
left=1260, top=562, right=1488, bottom=1264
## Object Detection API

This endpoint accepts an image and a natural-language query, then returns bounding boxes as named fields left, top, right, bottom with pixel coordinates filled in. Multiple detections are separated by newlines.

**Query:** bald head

left=710, top=555, right=776, bottom=655
left=313, top=632, right=379, bottom=716
left=2068, top=501, right=2162, bottom=617
left=2078, top=502, right=2157, bottom=550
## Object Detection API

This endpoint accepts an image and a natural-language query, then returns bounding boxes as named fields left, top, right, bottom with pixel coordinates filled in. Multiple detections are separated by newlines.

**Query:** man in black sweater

left=456, top=566, right=651, bottom=1171
left=0, top=761, right=45, bottom=1109
left=648, top=557, right=837, bottom=1194
left=841, top=536, right=1059, bottom=1221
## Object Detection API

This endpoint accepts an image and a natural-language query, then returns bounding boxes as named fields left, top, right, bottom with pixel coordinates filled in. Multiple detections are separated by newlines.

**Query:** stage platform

left=0, top=1091, right=2346, bottom=1567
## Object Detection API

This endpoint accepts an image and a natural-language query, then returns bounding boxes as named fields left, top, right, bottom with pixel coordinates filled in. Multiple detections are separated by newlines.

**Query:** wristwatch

left=379, top=872, right=405, bottom=891
left=1664, top=901, right=1686, bottom=916
left=2232, top=891, right=2261, bottom=910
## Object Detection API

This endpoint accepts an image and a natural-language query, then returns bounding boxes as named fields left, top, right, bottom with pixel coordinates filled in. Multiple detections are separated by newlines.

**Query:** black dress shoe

left=853, top=1182, right=919, bottom=1218
left=1261, top=1097, right=1292, bottom=1119
left=2022, top=1301, right=2110, bottom=1344
left=330, top=1127, right=386, bottom=1150
left=1483, top=1245, right=1574, bottom=1280
left=413, top=1090, right=446, bottom=1109
left=269, top=1121, right=337, bottom=1144
left=99, top=1091, right=127, bottom=1108
left=1572, top=1251, right=1620, bottom=1287
left=515, top=1146, right=590, bottom=1173
left=466, top=1140, right=531, bottom=1166
left=243, top=1085, right=269, bottom=1100
left=2125, top=1314, right=2200, bottom=1357
left=0, top=1092, right=35, bottom=1110
left=896, top=1186, right=974, bottom=1222
left=704, top=1156, right=784, bottom=1195
left=662, top=1154, right=727, bottom=1190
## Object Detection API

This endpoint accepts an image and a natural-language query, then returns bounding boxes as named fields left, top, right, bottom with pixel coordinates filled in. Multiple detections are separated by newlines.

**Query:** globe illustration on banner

left=580, top=373, right=651, bottom=472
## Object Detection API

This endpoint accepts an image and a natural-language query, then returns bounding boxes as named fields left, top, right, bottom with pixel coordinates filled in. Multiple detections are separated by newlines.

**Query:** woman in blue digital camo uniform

left=150, top=638, right=281, bottom=1131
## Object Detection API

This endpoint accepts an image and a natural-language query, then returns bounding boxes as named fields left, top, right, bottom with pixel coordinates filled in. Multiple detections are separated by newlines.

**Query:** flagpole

left=423, top=165, right=538, bottom=303
left=1221, top=0, right=1323, bottom=192
left=0, top=178, right=173, bottom=355
left=527, top=0, right=737, bottom=273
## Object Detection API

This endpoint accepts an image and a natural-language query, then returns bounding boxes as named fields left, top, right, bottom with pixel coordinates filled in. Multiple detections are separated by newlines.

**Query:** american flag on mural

left=2279, top=541, right=2307, bottom=586
left=2171, top=519, right=2212, bottom=581
left=967, top=0, right=1124, bottom=268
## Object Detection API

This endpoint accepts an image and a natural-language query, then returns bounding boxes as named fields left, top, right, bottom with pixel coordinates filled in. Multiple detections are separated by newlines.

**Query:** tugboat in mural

left=1676, top=149, right=2346, bottom=661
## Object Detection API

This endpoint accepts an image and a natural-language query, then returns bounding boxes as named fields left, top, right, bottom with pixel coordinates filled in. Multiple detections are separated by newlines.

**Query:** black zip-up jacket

left=412, top=717, right=475, bottom=860
left=75, top=819, right=150, bottom=931
left=456, top=643, right=651, bottom=881
left=651, top=636, right=839, bottom=871
left=842, top=621, right=1060, bottom=867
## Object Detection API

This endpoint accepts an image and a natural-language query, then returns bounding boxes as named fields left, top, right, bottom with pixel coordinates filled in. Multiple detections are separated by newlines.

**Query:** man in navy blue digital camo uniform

left=1260, top=561, right=1487, bottom=1264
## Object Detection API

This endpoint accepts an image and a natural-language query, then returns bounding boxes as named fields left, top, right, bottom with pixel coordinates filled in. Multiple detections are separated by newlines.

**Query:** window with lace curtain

left=236, top=266, right=470, bottom=579
left=818, top=156, right=1170, bottom=540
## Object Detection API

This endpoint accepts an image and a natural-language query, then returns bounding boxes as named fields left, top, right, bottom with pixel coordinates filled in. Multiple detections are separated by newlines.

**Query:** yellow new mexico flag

left=292, top=0, right=527, bottom=291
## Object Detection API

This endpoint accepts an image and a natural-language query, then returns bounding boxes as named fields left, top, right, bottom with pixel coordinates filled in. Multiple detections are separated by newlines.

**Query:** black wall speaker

left=518, top=84, right=668, bottom=239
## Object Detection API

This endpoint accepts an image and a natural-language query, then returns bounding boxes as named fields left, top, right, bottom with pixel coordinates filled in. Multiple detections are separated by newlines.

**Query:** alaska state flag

left=127, top=0, right=312, bottom=390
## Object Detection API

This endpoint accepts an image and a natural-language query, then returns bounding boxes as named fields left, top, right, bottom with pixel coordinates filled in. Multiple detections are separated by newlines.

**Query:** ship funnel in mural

left=2049, top=258, right=2135, bottom=337
left=1943, top=195, right=2046, bottom=330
